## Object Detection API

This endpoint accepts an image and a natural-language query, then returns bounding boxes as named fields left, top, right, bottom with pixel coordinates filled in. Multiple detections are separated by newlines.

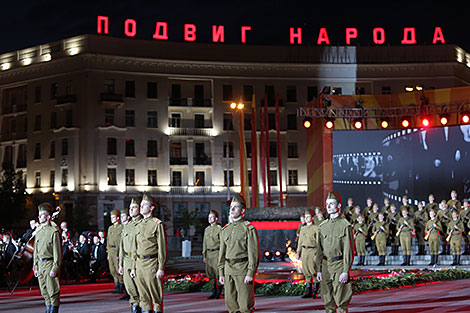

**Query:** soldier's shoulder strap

left=319, top=219, right=328, bottom=227
left=244, top=220, right=256, bottom=230
left=222, top=223, right=230, bottom=230
left=216, top=224, right=222, bottom=229
left=153, top=217, right=162, bottom=224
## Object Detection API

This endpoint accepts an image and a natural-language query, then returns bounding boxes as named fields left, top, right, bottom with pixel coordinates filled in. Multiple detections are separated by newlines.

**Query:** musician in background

left=425, top=209, right=442, bottom=265
left=447, top=190, right=461, bottom=211
left=76, top=234, right=91, bottom=279
left=415, top=201, right=428, bottom=256
left=447, top=210, right=464, bottom=265
left=437, top=200, right=451, bottom=255
left=2, top=233, right=17, bottom=266
left=90, top=235, right=107, bottom=282
left=21, top=220, right=38, bottom=244
left=397, top=207, right=415, bottom=266
left=60, top=222, right=72, bottom=256
left=343, top=198, right=355, bottom=223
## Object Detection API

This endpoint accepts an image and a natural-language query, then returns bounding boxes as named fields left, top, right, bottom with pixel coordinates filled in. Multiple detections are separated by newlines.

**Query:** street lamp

left=226, top=102, right=245, bottom=202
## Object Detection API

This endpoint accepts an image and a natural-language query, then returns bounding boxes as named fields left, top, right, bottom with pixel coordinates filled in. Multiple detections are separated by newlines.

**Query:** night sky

left=1, top=1, right=469, bottom=54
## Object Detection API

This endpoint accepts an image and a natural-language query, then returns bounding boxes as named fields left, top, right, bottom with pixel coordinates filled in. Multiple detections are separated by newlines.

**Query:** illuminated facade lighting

left=401, top=119, right=410, bottom=128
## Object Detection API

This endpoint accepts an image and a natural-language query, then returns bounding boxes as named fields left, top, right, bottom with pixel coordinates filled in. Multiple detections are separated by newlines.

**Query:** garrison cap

left=304, top=209, right=314, bottom=217
left=38, top=203, right=54, bottom=214
left=347, top=197, right=353, bottom=201
left=451, top=189, right=457, bottom=194
left=142, top=193, right=157, bottom=207
left=209, top=210, right=219, bottom=218
left=428, top=193, right=434, bottom=198
left=367, top=197, right=373, bottom=201
left=402, top=195, right=409, bottom=200
left=130, top=197, right=141, bottom=206
left=327, top=192, right=341, bottom=205
left=384, top=196, right=390, bottom=201
left=110, top=209, right=120, bottom=216
left=231, top=194, right=246, bottom=208
left=121, top=208, right=129, bottom=215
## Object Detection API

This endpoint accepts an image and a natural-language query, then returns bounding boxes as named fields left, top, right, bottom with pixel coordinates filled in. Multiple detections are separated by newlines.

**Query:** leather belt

left=323, top=255, right=343, bottom=262
left=302, top=246, right=316, bottom=249
left=124, top=252, right=132, bottom=258
left=226, top=257, right=248, bottom=265
left=109, top=245, right=117, bottom=248
left=207, top=248, right=219, bottom=252
left=137, top=253, right=158, bottom=260
left=39, top=257, right=53, bottom=262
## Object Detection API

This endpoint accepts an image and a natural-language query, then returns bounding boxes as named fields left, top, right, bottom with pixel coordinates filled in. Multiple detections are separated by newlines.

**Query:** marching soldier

left=425, top=209, right=442, bottom=265
left=381, top=197, right=391, bottom=216
left=218, top=195, right=260, bottom=313
left=425, top=194, right=438, bottom=213
left=202, top=210, right=222, bottom=299
left=295, top=213, right=306, bottom=242
left=371, top=213, right=389, bottom=266
left=447, top=210, right=464, bottom=265
left=437, top=200, right=451, bottom=255
left=447, top=190, right=461, bottom=211
left=316, top=192, right=354, bottom=313
left=33, top=203, right=61, bottom=313
left=397, top=207, right=415, bottom=266
left=399, top=195, right=415, bottom=216
left=107, top=209, right=124, bottom=295
left=350, top=206, right=362, bottom=226
left=119, top=198, right=142, bottom=312
left=460, top=200, right=470, bottom=255
left=131, top=194, right=167, bottom=313
left=415, top=201, right=428, bottom=255
left=313, top=207, right=325, bottom=226
left=343, top=198, right=355, bottom=223
left=353, top=215, right=368, bottom=266
left=387, top=204, right=400, bottom=256
left=297, top=209, right=319, bottom=298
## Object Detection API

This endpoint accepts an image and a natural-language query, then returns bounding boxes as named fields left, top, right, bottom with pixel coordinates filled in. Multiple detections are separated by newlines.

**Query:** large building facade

left=1, top=35, right=470, bottom=232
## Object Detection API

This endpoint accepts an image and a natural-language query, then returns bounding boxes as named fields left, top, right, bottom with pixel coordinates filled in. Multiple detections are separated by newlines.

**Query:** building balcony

left=0, top=133, right=27, bottom=142
left=168, top=118, right=213, bottom=136
left=170, top=157, right=188, bottom=165
left=56, top=94, right=77, bottom=106
left=194, top=156, right=212, bottom=165
left=169, top=97, right=213, bottom=107
left=169, top=186, right=211, bottom=194
left=100, top=93, right=124, bottom=108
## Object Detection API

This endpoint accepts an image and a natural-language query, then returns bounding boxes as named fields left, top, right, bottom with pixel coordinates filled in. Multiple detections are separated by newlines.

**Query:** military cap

left=384, top=196, right=390, bottom=201
left=327, top=192, right=341, bottom=205
left=390, top=203, right=396, bottom=208
left=400, top=206, right=409, bottom=212
left=110, top=209, right=120, bottom=216
left=38, top=202, right=54, bottom=214
left=130, top=197, right=141, bottom=206
left=428, top=193, right=434, bottom=198
left=451, top=189, right=457, bottom=194
left=121, top=208, right=129, bottom=215
left=367, top=197, right=373, bottom=201
left=209, top=210, right=219, bottom=218
left=231, top=194, right=246, bottom=208
left=142, top=193, right=157, bottom=207
left=347, top=197, right=353, bottom=201
left=402, top=195, right=408, bottom=200
left=304, top=209, right=314, bottom=216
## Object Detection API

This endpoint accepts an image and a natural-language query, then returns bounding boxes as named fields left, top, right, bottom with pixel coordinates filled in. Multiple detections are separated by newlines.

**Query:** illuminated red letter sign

left=317, top=28, right=330, bottom=45
left=290, top=27, right=302, bottom=45
left=433, top=27, right=445, bottom=44
left=345, top=28, right=357, bottom=45
left=241, top=26, right=251, bottom=43
left=97, top=16, right=109, bottom=34
left=401, top=27, right=417, bottom=44
left=373, top=27, right=385, bottom=44
left=212, top=25, right=225, bottom=42
left=184, top=24, right=196, bottom=41
left=124, top=19, right=137, bottom=37
left=153, top=22, right=168, bottom=40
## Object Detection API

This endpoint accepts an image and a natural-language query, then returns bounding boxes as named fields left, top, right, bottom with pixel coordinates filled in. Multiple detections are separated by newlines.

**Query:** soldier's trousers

left=355, top=237, right=366, bottom=256
left=428, top=236, right=440, bottom=254
left=123, top=256, right=140, bottom=306
left=108, top=250, right=123, bottom=284
left=224, top=275, right=255, bottom=313
left=301, top=248, right=317, bottom=282
left=38, top=260, right=60, bottom=306
left=400, top=235, right=412, bottom=255
left=416, top=229, right=425, bottom=245
left=205, top=252, right=219, bottom=284
left=375, top=238, right=387, bottom=256
left=136, top=258, right=163, bottom=312
left=320, top=260, right=352, bottom=313
left=450, top=238, right=462, bottom=255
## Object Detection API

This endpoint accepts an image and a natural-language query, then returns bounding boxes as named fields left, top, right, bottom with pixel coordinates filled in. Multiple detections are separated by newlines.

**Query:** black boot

left=435, top=254, right=439, bottom=265
left=446, top=245, right=450, bottom=255
left=112, top=282, right=119, bottom=294
left=401, top=255, right=407, bottom=266
left=457, top=255, right=461, bottom=266
left=50, top=306, right=59, bottom=313
left=428, top=255, right=435, bottom=266
left=418, top=245, right=424, bottom=255
left=392, top=246, right=398, bottom=256
left=407, top=255, right=412, bottom=266
left=301, top=283, right=312, bottom=298
left=451, top=255, right=457, bottom=265
left=381, top=255, right=386, bottom=266
left=120, top=289, right=130, bottom=300
left=208, top=283, right=217, bottom=299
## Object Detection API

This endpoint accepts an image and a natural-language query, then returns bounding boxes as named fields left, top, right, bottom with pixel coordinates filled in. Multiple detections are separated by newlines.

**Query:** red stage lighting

left=353, top=119, right=363, bottom=130
left=462, top=113, right=470, bottom=124
left=325, top=119, right=334, bottom=129
left=380, top=120, right=389, bottom=129
left=303, top=117, right=312, bottom=129
left=440, top=116, right=448, bottom=126
left=401, top=119, right=410, bottom=128
left=421, top=117, right=430, bottom=127
left=264, top=251, right=271, bottom=257
left=274, top=250, right=281, bottom=257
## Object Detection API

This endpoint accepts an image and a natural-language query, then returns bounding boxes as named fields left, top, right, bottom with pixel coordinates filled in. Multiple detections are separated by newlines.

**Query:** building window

left=307, top=86, right=317, bottom=101
left=147, top=82, right=158, bottom=99
left=194, top=114, right=205, bottom=128
left=35, top=172, right=41, bottom=188
left=244, top=115, right=252, bottom=131
left=224, top=170, right=234, bottom=186
left=195, top=202, right=210, bottom=219
left=125, top=110, right=135, bottom=127
left=245, top=142, right=252, bottom=158
left=288, top=142, right=299, bottom=158
left=287, top=114, right=297, bottom=130
left=248, top=170, right=252, bottom=186
left=65, top=110, right=73, bottom=128
left=61, top=138, right=68, bottom=156
left=270, top=170, right=278, bottom=186
left=195, top=171, right=205, bottom=186
left=269, top=141, right=277, bottom=158
left=125, top=80, right=135, bottom=98
left=125, top=139, right=135, bottom=156
left=104, top=79, right=115, bottom=94
left=243, top=85, right=253, bottom=101
left=147, top=140, right=158, bottom=157
left=49, top=141, right=55, bottom=159
left=11, top=119, right=16, bottom=134
left=105, top=109, right=114, bottom=126
left=107, top=138, right=117, bottom=155
left=17, top=144, right=26, bottom=168
left=288, top=170, right=298, bottom=185
left=66, top=80, right=72, bottom=95
left=172, top=171, right=182, bottom=186
left=382, top=86, right=392, bottom=95
left=35, top=86, right=41, bottom=103
left=222, top=85, right=232, bottom=101
left=24, top=117, right=28, bottom=132
left=356, top=87, right=366, bottom=95
left=223, top=142, right=234, bottom=158
left=287, top=86, right=297, bottom=102
left=268, top=113, right=276, bottom=130
left=265, top=85, right=275, bottom=106
left=107, top=168, right=117, bottom=185
left=34, top=143, right=41, bottom=160
left=223, top=113, right=233, bottom=130
left=50, top=83, right=58, bottom=100
left=50, top=112, right=57, bottom=129
left=170, top=113, right=181, bottom=128
left=148, top=170, right=157, bottom=186
left=194, top=85, right=204, bottom=106
left=332, top=87, right=342, bottom=95
left=50, top=170, right=55, bottom=187
left=34, top=114, right=41, bottom=131
left=61, top=168, right=68, bottom=186
left=3, top=146, right=12, bottom=165
left=125, top=169, right=135, bottom=186
left=147, top=111, right=158, bottom=128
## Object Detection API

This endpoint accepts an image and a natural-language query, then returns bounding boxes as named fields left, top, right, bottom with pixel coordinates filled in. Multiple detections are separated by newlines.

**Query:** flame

left=285, top=239, right=302, bottom=273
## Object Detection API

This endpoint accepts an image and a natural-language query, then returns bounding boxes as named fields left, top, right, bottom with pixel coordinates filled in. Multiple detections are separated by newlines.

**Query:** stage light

left=353, top=119, right=363, bottom=130
left=415, top=85, right=423, bottom=91
left=380, top=119, right=389, bottom=129
left=264, top=251, right=271, bottom=257
left=401, top=119, right=410, bottom=128
left=287, top=246, right=293, bottom=253
left=230, top=102, right=237, bottom=109
left=237, top=103, right=245, bottom=110
left=303, top=117, right=312, bottom=129
left=274, top=250, right=281, bottom=257
left=440, top=115, right=448, bottom=126
left=462, top=113, right=470, bottom=124
left=325, top=118, right=334, bottom=129
left=421, top=117, right=430, bottom=127
left=405, top=86, right=414, bottom=92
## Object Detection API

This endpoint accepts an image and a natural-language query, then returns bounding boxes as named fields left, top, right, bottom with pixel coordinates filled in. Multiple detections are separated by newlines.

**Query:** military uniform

left=387, top=211, right=400, bottom=255
left=33, top=204, right=62, bottom=313
left=447, top=199, right=461, bottom=211
left=313, top=215, right=325, bottom=226
left=343, top=205, right=354, bottom=223
left=203, top=221, right=222, bottom=298
left=397, top=216, right=415, bottom=265
left=414, top=209, right=428, bottom=255
left=218, top=216, right=259, bottom=313
left=108, top=213, right=123, bottom=293
left=461, top=206, right=470, bottom=254
left=372, top=220, right=389, bottom=265
left=381, top=205, right=390, bottom=216
left=297, top=219, right=319, bottom=298
left=425, top=202, right=438, bottom=214
left=316, top=195, right=354, bottom=313
left=437, top=208, right=451, bottom=254
left=425, top=218, right=442, bottom=265
left=447, top=218, right=464, bottom=265
left=353, top=221, right=368, bottom=266
left=399, top=204, right=415, bottom=217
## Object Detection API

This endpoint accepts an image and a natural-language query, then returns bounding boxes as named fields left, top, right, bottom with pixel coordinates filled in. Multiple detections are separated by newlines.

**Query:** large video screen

left=333, top=125, right=470, bottom=206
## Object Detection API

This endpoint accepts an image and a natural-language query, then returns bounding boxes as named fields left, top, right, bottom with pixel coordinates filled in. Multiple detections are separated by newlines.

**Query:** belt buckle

left=230, top=259, right=236, bottom=265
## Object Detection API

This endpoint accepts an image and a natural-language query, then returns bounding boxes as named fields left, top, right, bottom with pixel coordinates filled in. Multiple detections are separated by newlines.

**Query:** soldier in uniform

left=425, top=209, right=442, bottom=265
left=363, top=197, right=373, bottom=220
left=108, top=209, right=124, bottom=295
left=397, top=207, right=415, bottom=266
left=437, top=200, right=451, bottom=255
left=297, top=209, right=319, bottom=298
left=399, top=195, right=415, bottom=216
left=381, top=197, right=391, bottom=216
left=316, top=192, right=354, bottom=313
left=33, top=203, right=61, bottom=313
left=425, top=194, right=438, bottom=214
left=343, top=198, right=355, bottom=223
left=460, top=200, right=470, bottom=255
left=353, top=215, right=368, bottom=266
left=447, top=190, right=461, bottom=211
left=367, top=203, right=380, bottom=255
left=119, top=198, right=142, bottom=312
left=415, top=201, right=429, bottom=255
left=447, top=210, right=464, bottom=265
left=218, top=195, right=260, bottom=313
left=350, top=206, right=362, bottom=226
left=202, top=210, right=222, bottom=299
left=313, top=207, right=325, bottom=226
left=372, top=212, right=389, bottom=266
left=295, top=213, right=306, bottom=242
left=387, top=204, right=400, bottom=256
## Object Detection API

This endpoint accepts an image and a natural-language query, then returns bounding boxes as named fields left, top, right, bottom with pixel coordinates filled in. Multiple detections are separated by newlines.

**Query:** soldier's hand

left=50, top=271, right=57, bottom=278
left=219, top=276, right=225, bottom=285
left=156, top=269, right=164, bottom=279
left=130, top=269, right=136, bottom=278
left=339, top=272, right=348, bottom=283
left=34, top=270, right=38, bottom=277
left=119, top=266, right=124, bottom=275
left=203, top=258, right=207, bottom=264
left=317, top=272, right=322, bottom=282
left=244, top=276, right=253, bottom=284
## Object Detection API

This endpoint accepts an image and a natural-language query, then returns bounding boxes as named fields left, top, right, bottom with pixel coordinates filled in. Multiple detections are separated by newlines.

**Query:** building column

left=187, top=139, right=194, bottom=186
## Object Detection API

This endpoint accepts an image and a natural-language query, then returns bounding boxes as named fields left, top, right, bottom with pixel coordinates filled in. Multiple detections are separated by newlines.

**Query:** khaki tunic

left=425, top=219, right=442, bottom=254
left=353, top=222, right=368, bottom=256
left=460, top=209, right=470, bottom=244
left=343, top=206, right=354, bottom=223
left=107, top=223, right=123, bottom=284
left=119, top=216, right=142, bottom=306
left=387, top=212, right=400, bottom=245
left=372, top=221, right=389, bottom=255
left=381, top=205, right=390, bottom=216
left=437, top=209, right=451, bottom=247
left=313, top=216, right=325, bottom=226
left=297, top=223, right=319, bottom=282
left=316, top=217, right=354, bottom=313
left=202, top=223, right=222, bottom=283
left=425, top=202, right=438, bottom=214
left=33, top=223, right=61, bottom=306
left=134, top=217, right=167, bottom=312
left=397, top=217, right=415, bottom=255
left=414, top=210, right=428, bottom=245
left=447, top=199, right=461, bottom=211
left=399, top=204, right=415, bottom=216
left=447, top=219, right=464, bottom=255
left=363, top=206, right=373, bottom=219
left=218, top=220, right=259, bottom=313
